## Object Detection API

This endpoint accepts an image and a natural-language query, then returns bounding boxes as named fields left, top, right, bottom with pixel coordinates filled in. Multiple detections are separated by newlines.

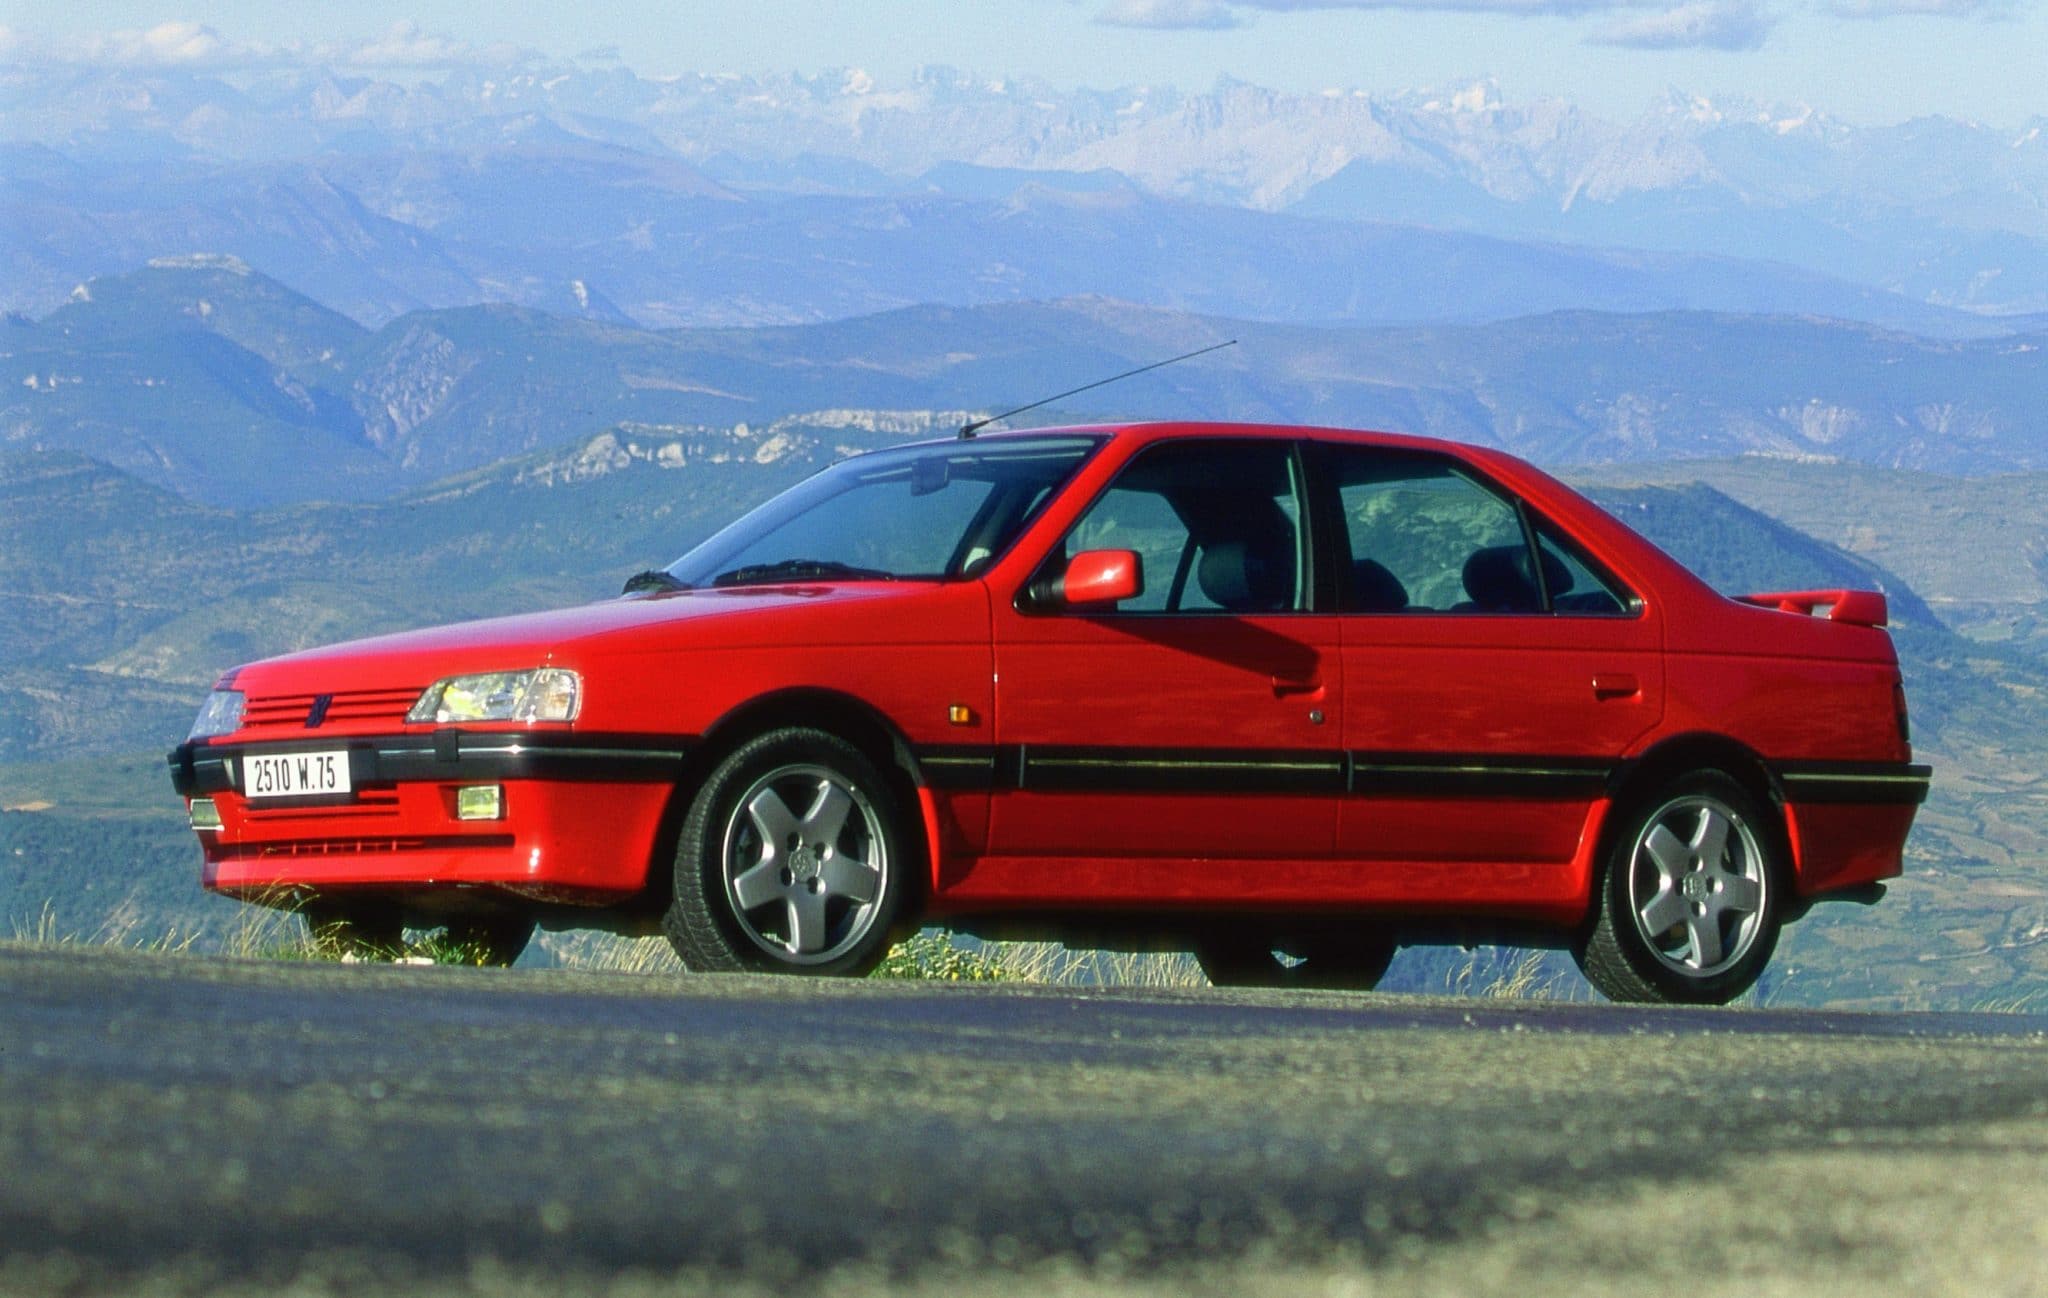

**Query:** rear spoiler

left=1734, top=589, right=1888, bottom=627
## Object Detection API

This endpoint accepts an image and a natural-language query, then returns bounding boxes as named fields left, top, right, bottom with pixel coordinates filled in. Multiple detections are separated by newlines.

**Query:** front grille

left=241, top=686, right=425, bottom=734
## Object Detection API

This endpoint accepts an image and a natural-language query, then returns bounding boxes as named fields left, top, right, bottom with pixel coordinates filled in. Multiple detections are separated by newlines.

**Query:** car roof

left=905, top=420, right=1488, bottom=460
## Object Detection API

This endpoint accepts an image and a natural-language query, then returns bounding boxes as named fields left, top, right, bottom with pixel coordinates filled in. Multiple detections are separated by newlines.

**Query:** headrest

left=1461, top=544, right=1567, bottom=612
left=1351, top=559, right=1408, bottom=612
left=1199, top=539, right=1292, bottom=612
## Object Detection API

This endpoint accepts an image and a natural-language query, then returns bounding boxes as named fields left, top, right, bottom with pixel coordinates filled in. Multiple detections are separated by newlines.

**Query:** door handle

left=1271, top=676, right=1324, bottom=698
left=1592, top=672, right=1640, bottom=700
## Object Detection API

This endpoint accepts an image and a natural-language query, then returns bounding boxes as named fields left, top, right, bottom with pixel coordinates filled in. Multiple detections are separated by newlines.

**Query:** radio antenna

left=957, top=338, right=1238, bottom=439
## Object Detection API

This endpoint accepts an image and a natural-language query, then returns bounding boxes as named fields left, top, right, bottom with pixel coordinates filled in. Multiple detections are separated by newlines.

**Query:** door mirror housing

left=1023, top=549, right=1142, bottom=611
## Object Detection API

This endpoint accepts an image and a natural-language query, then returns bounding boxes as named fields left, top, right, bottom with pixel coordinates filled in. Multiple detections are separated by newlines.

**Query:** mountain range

left=5, top=262, right=2043, bottom=507
left=4, top=64, right=2046, bottom=329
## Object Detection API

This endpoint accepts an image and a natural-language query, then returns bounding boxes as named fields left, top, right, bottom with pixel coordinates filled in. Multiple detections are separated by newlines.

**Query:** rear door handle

left=1592, top=672, right=1640, bottom=700
left=1271, top=676, right=1324, bottom=698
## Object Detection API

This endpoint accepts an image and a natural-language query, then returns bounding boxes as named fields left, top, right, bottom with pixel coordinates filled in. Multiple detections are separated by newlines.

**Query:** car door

left=970, top=437, right=1343, bottom=905
left=1316, top=442, right=1664, bottom=882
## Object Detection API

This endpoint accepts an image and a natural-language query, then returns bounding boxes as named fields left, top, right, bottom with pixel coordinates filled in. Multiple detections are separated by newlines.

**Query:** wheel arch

left=1603, top=731, right=1794, bottom=886
left=642, top=687, right=937, bottom=916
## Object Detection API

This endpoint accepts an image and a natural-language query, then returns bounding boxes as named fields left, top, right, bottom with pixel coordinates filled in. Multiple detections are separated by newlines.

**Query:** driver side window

left=1062, top=440, right=1306, bottom=614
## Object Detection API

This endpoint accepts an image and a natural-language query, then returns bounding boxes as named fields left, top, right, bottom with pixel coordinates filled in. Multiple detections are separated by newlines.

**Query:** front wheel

left=1575, top=773, right=1784, bottom=1005
left=664, top=728, right=907, bottom=975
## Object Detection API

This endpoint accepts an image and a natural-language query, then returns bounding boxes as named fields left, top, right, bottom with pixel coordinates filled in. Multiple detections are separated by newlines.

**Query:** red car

left=169, top=422, right=1928, bottom=1003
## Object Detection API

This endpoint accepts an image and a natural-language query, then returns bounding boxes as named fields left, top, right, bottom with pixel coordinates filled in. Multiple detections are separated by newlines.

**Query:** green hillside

left=33, top=257, right=364, bottom=375
left=1572, top=458, right=2048, bottom=652
left=0, top=266, right=389, bottom=504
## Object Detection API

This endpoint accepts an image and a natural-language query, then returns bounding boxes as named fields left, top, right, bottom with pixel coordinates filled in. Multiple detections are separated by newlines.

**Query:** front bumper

left=169, top=731, right=690, bottom=901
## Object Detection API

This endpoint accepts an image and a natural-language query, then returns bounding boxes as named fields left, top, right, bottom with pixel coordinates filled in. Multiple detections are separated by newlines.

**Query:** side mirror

left=1024, top=549, right=1142, bottom=611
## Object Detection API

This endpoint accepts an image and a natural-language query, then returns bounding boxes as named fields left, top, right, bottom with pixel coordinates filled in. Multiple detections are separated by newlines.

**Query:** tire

left=1575, top=772, right=1784, bottom=1005
left=663, top=727, right=906, bottom=975
left=1195, top=927, right=1396, bottom=991
left=441, top=916, right=535, bottom=967
left=302, top=898, right=405, bottom=960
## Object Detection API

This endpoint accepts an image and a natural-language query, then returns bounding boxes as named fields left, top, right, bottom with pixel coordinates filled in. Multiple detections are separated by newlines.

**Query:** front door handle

left=1271, top=676, right=1324, bottom=699
left=1592, top=672, right=1641, bottom=700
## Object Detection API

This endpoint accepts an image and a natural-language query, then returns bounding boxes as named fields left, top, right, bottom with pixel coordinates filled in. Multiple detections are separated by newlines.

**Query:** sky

left=1, top=1, right=2043, bottom=126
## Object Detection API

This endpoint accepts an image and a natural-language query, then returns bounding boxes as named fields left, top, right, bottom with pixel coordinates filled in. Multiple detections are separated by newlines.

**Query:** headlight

left=187, top=689, right=246, bottom=741
left=407, top=669, right=581, bottom=725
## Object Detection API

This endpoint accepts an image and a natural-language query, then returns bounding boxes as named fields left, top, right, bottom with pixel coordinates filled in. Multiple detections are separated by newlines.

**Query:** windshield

left=662, top=435, right=1104, bottom=588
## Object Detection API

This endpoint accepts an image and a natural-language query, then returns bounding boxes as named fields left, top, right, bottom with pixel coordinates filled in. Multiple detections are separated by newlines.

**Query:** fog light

left=188, top=797, right=223, bottom=832
left=455, top=785, right=503, bottom=821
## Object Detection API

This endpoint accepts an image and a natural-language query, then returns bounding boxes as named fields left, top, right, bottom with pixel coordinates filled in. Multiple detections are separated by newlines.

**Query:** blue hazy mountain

left=6, top=264, right=2042, bottom=506
left=5, top=66, right=2044, bottom=329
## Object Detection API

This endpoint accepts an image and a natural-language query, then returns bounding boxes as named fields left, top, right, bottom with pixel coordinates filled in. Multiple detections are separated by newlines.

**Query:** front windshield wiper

left=710, top=559, right=897, bottom=588
left=622, top=569, right=691, bottom=596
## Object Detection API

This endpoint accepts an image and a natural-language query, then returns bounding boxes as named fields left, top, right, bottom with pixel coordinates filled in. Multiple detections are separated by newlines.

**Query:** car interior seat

left=1458, top=544, right=1569, bottom=613
left=1197, top=539, right=1294, bottom=611
left=1350, top=558, right=1409, bottom=612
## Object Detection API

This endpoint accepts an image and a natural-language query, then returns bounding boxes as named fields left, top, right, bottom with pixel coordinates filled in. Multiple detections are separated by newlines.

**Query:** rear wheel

left=664, top=728, right=906, bottom=975
left=1195, top=928, right=1396, bottom=990
left=1576, top=772, right=1783, bottom=1005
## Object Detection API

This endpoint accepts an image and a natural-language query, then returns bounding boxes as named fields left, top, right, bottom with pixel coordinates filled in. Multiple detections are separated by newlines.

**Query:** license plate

left=244, top=750, right=352, bottom=799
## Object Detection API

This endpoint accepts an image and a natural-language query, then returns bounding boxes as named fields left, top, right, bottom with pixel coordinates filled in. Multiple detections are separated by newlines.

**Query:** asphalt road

left=2, top=942, right=2045, bottom=1297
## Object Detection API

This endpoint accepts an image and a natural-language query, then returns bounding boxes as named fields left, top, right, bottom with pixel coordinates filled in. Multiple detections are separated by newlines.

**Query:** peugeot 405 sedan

left=169, top=422, right=1929, bottom=1003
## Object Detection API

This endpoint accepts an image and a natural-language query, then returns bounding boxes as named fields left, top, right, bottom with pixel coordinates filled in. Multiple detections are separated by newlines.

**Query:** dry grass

left=1972, top=985, right=2048, bottom=1014
left=532, top=931, right=685, bottom=975
left=532, top=928, right=1207, bottom=987
left=869, top=931, right=1209, bottom=987
left=990, top=941, right=1208, bottom=989
left=1432, top=949, right=1594, bottom=1002
left=8, top=897, right=204, bottom=955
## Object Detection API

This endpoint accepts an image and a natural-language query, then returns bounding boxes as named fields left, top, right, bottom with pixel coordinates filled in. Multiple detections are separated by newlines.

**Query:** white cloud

left=75, top=21, right=283, bottom=70
left=329, top=21, right=534, bottom=70
left=1097, top=0, right=1249, bottom=27
left=1594, top=0, right=1774, bottom=47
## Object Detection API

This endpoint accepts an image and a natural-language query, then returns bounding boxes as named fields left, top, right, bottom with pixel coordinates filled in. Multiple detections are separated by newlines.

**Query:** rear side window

left=1532, top=519, right=1635, bottom=615
left=1324, top=445, right=1634, bottom=615
left=1331, top=451, right=1524, bottom=612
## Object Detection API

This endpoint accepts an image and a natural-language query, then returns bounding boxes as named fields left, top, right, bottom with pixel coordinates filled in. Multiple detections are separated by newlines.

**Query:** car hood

left=223, top=584, right=927, bottom=693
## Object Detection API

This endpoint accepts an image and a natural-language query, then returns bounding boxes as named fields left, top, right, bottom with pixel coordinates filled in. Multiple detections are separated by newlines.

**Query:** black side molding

left=1774, top=761, right=1932, bottom=806
left=168, top=731, right=694, bottom=799
left=912, top=744, right=1613, bottom=799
